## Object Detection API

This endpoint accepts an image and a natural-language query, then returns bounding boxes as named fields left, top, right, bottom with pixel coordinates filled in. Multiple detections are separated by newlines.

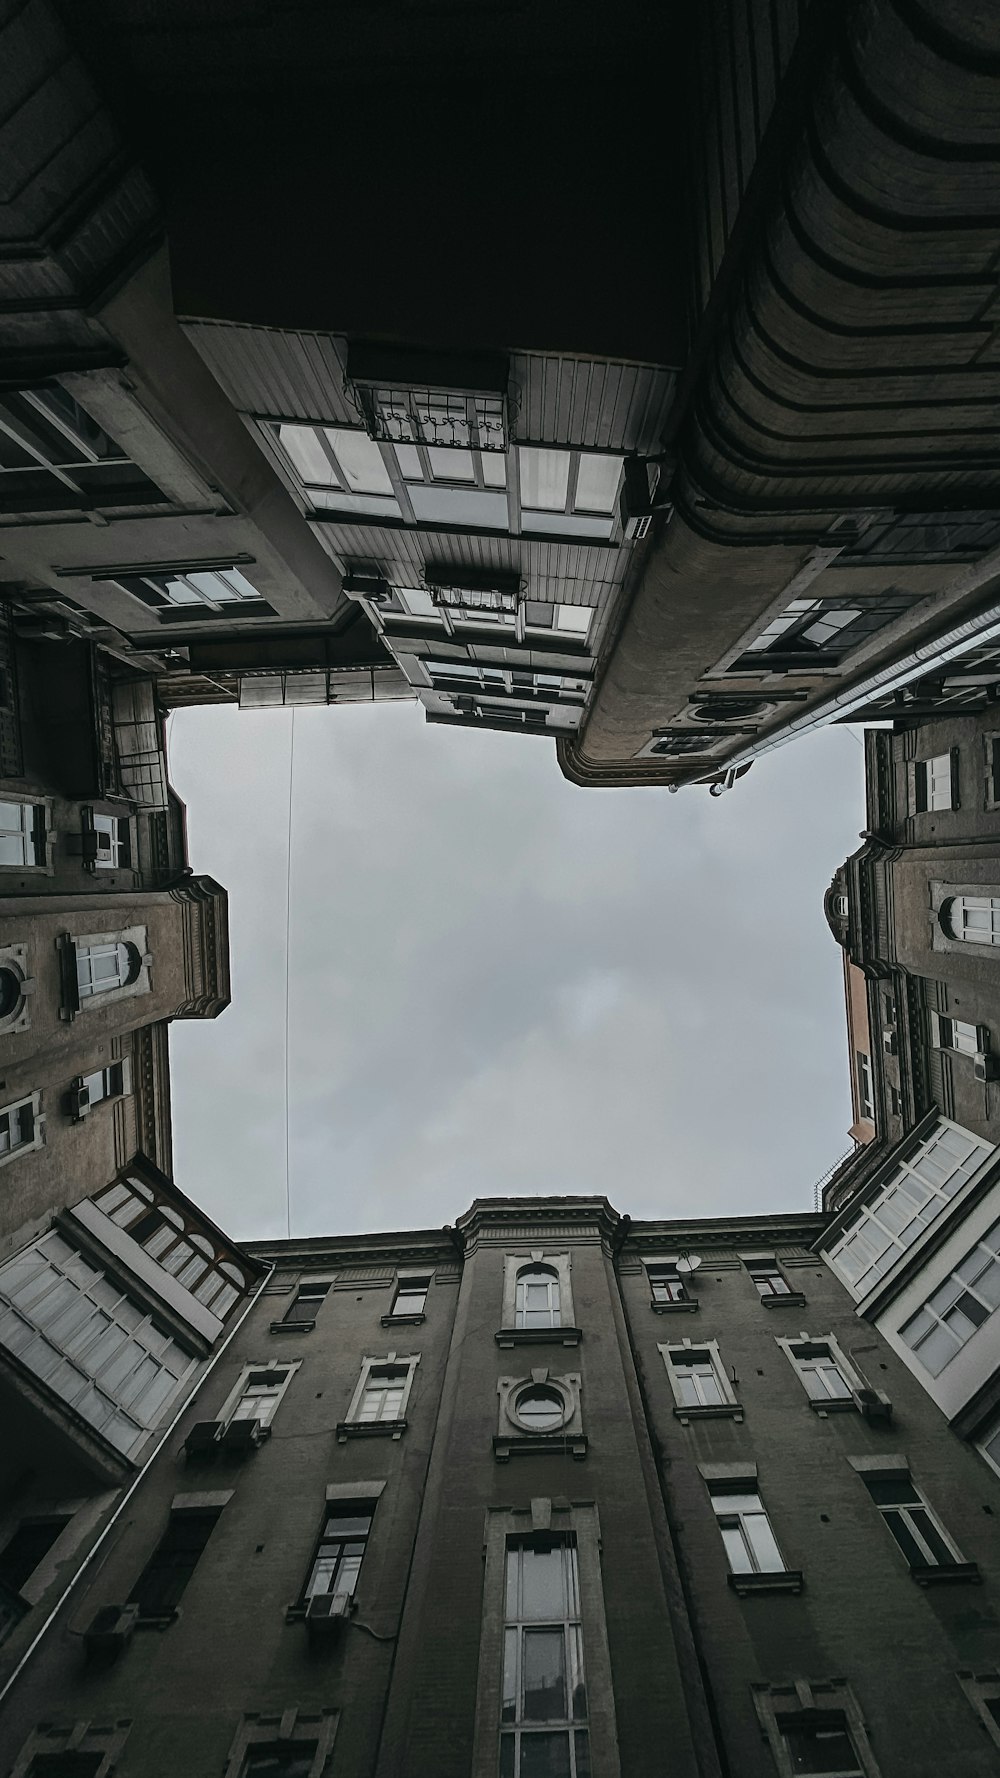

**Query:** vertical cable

left=284, top=708, right=296, bottom=1239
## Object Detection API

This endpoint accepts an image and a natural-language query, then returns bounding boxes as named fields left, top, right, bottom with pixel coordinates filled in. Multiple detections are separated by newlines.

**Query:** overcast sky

left=166, top=702, right=866, bottom=1241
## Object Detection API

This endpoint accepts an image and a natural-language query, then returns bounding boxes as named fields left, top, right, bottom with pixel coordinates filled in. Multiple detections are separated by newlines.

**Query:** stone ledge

left=912, top=1561, right=981, bottom=1588
left=494, top=1327, right=582, bottom=1349
left=650, top=1299, right=699, bottom=1314
left=761, top=1293, right=807, bottom=1309
left=380, top=1312, right=426, bottom=1328
left=727, top=1569, right=803, bottom=1598
left=336, top=1418, right=407, bottom=1444
left=493, top=1433, right=588, bottom=1463
left=673, top=1403, right=744, bottom=1425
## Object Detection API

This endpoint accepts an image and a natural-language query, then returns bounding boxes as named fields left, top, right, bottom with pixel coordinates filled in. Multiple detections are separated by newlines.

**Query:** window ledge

left=336, top=1418, right=407, bottom=1443
left=673, top=1403, right=743, bottom=1425
left=727, top=1569, right=803, bottom=1598
left=649, top=1299, right=699, bottom=1314
left=808, top=1398, right=856, bottom=1417
left=134, top=1611, right=179, bottom=1630
left=380, top=1312, right=426, bottom=1327
left=493, top=1433, right=588, bottom=1463
left=269, top=1319, right=315, bottom=1334
left=494, top=1327, right=582, bottom=1349
left=911, top=1561, right=981, bottom=1587
left=760, top=1293, right=807, bottom=1310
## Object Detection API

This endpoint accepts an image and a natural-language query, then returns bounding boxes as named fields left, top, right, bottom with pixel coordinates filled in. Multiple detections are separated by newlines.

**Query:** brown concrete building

left=1, top=1194, right=998, bottom=1778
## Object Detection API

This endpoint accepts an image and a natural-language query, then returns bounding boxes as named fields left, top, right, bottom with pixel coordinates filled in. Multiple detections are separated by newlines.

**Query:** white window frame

left=744, top=1256, right=794, bottom=1299
left=707, top=1479, right=787, bottom=1577
left=222, top=1710, right=340, bottom=1778
left=343, top=1352, right=420, bottom=1427
left=930, top=1011, right=987, bottom=1056
left=752, top=1681, right=881, bottom=1778
left=859, top=1468, right=964, bottom=1570
left=645, top=1259, right=691, bottom=1305
left=0, top=943, right=33, bottom=1034
left=913, top=753, right=954, bottom=813
left=898, top=1215, right=1000, bottom=1376
left=220, top=1361, right=301, bottom=1431
left=776, top=1333, right=862, bottom=1410
left=502, top=1251, right=574, bottom=1331
left=658, top=1339, right=741, bottom=1419
left=387, top=1271, right=431, bottom=1318
left=77, top=1056, right=133, bottom=1115
left=939, top=893, right=1000, bottom=946
left=90, top=811, right=133, bottom=870
left=71, top=925, right=151, bottom=1010
left=823, top=1118, right=994, bottom=1300
left=0, top=1091, right=43, bottom=1165
left=470, top=1500, right=621, bottom=1778
left=112, top=565, right=264, bottom=611
left=856, top=1051, right=875, bottom=1122
left=0, top=797, right=51, bottom=873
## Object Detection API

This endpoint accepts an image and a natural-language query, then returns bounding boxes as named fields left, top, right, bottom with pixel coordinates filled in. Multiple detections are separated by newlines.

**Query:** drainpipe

left=0, top=1262, right=275, bottom=1714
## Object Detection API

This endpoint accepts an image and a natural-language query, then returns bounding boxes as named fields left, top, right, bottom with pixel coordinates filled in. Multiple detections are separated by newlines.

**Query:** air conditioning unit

left=975, top=1052, right=1000, bottom=1082
left=854, top=1388, right=893, bottom=1424
left=305, top=1592, right=352, bottom=1637
left=220, top=1416, right=265, bottom=1453
left=183, top=1419, right=223, bottom=1458
left=83, top=1603, right=139, bottom=1659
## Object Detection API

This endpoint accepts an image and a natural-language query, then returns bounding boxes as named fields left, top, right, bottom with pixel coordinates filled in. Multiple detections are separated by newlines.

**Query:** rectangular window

left=80, top=1060, right=130, bottom=1110
left=862, top=1474, right=960, bottom=1568
left=709, top=1483, right=785, bottom=1576
left=390, top=1275, right=429, bottom=1316
left=0, top=801, right=44, bottom=868
left=283, top=1282, right=330, bottom=1325
left=647, top=1263, right=688, bottom=1305
left=0, top=386, right=162, bottom=515
left=785, top=1340, right=854, bottom=1403
left=913, top=754, right=954, bottom=813
left=899, top=1216, right=1000, bottom=1375
left=500, top=1537, right=590, bottom=1778
left=90, top=815, right=131, bottom=870
left=747, top=1260, right=792, bottom=1299
left=0, top=1516, right=69, bottom=1595
left=271, top=423, right=401, bottom=520
left=728, top=590, right=918, bottom=675
left=303, top=1500, right=375, bottom=1603
left=229, top=1369, right=294, bottom=1428
left=932, top=1013, right=986, bottom=1056
left=518, top=446, right=621, bottom=540
left=856, top=1052, right=874, bottom=1122
left=977, top=1412, right=1000, bottom=1479
left=113, top=566, right=263, bottom=611
left=240, top=1749, right=316, bottom=1778
left=669, top=1349, right=726, bottom=1407
left=0, top=1095, right=38, bottom=1158
left=128, top=1507, right=222, bottom=1617
left=825, top=1119, right=993, bottom=1298
left=356, top=1364, right=408, bottom=1423
left=777, top=1715, right=864, bottom=1777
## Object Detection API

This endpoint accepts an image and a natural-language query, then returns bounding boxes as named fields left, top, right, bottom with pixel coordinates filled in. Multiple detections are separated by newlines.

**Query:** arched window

left=940, top=896, right=1000, bottom=946
left=76, top=940, right=142, bottom=999
left=514, top=1264, right=561, bottom=1330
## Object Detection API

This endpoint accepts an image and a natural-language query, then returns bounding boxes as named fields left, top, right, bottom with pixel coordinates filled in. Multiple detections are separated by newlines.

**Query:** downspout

left=0, top=1261, right=275, bottom=1714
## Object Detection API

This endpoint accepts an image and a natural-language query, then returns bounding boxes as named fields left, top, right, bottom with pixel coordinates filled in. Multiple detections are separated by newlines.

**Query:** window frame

left=859, top=1469, right=965, bottom=1573
left=111, top=565, right=265, bottom=613
left=495, top=1368, right=585, bottom=1460
left=658, top=1338, right=742, bottom=1421
left=743, top=1256, right=801, bottom=1304
left=0, top=1091, right=44, bottom=1165
left=222, top=1711, right=339, bottom=1778
left=752, top=1681, right=881, bottom=1778
left=338, top=1351, right=420, bottom=1439
left=299, top=1491, right=381, bottom=1607
left=776, top=1333, right=861, bottom=1412
left=0, top=798, right=50, bottom=873
left=644, top=1258, right=696, bottom=1310
left=898, top=1216, right=1000, bottom=1376
left=384, top=1271, right=431, bottom=1322
left=64, top=925, right=151, bottom=1015
left=855, top=1051, right=875, bottom=1123
left=128, top=1494, right=229, bottom=1622
left=707, top=1479, right=796, bottom=1590
left=8, top=1723, right=132, bottom=1778
left=501, top=1252, right=575, bottom=1335
left=220, top=1362, right=300, bottom=1433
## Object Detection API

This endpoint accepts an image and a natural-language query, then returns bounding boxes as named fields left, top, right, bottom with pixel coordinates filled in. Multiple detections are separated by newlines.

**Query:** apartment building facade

left=1, top=1194, right=998, bottom=1778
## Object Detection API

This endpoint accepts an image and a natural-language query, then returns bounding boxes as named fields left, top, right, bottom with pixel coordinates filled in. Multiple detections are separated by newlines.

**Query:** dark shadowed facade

left=1, top=1195, right=999, bottom=1778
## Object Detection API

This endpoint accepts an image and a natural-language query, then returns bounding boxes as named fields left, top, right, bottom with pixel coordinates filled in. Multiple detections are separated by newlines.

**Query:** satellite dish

left=675, top=1254, right=702, bottom=1276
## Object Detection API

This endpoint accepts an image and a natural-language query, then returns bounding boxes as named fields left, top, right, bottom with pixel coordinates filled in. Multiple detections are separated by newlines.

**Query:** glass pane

left=326, top=429, right=393, bottom=495
left=882, top=1509, right=926, bottom=1568
left=522, top=1628, right=567, bottom=1721
left=218, top=568, right=259, bottom=600
left=427, top=446, right=474, bottom=482
left=277, top=423, right=337, bottom=486
left=782, top=1723, right=860, bottom=1774
left=698, top=1370, right=723, bottom=1406
left=519, top=447, right=571, bottom=511
left=910, top=1505, right=954, bottom=1566
left=912, top=1322, right=957, bottom=1375
left=520, top=1545, right=567, bottom=1619
left=393, top=442, right=423, bottom=479
left=720, top=1522, right=753, bottom=1574
left=482, top=451, right=508, bottom=488
left=519, top=1733, right=571, bottom=1778
left=499, top=1737, right=516, bottom=1778
left=745, top=1511, right=784, bottom=1573
left=554, top=605, right=592, bottom=636
left=574, top=453, right=621, bottom=514
left=675, top=1372, right=701, bottom=1407
left=574, top=1730, right=591, bottom=1778
left=567, top=1622, right=587, bottom=1718
left=406, top=485, right=509, bottom=529
left=502, top=1625, right=518, bottom=1722
left=187, top=571, right=242, bottom=604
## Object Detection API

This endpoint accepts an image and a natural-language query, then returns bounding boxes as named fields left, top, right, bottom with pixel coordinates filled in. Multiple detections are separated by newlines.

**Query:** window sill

left=673, top=1403, right=743, bottom=1425
left=269, top=1319, right=316, bottom=1334
left=493, top=1433, right=588, bottom=1463
left=807, top=1398, right=856, bottom=1417
left=134, top=1611, right=178, bottom=1630
left=381, top=1312, right=426, bottom=1328
left=911, top=1561, right=981, bottom=1587
left=336, top=1418, right=407, bottom=1443
left=494, top=1327, right=582, bottom=1349
left=760, top=1293, right=807, bottom=1310
left=727, top=1569, right=803, bottom=1598
left=649, top=1299, right=699, bottom=1314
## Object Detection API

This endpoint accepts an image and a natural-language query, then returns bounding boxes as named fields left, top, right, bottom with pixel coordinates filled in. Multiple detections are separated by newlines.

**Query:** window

left=223, top=1710, right=339, bottom=1778
left=0, top=384, right=162, bottom=516
left=303, top=1500, right=375, bottom=1603
left=129, top=1506, right=222, bottom=1618
left=825, top=1119, right=993, bottom=1297
left=958, top=1670, right=1000, bottom=1751
left=283, top=1281, right=330, bottom=1325
left=229, top=1369, right=295, bottom=1429
left=500, top=1538, right=590, bottom=1778
left=0, top=801, right=44, bottom=868
left=862, top=1473, right=961, bottom=1570
left=0, top=1094, right=41, bottom=1161
left=913, top=753, right=955, bottom=813
left=9, top=1723, right=132, bottom=1778
left=856, top=1052, right=875, bottom=1122
left=727, top=590, right=917, bottom=675
left=78, top=1060, right=131, bottom=1113
left=89, top=814, right=131, bottom=869
left=339, top=1353, right=419, bottom=1438
left=746, top=1259, right=793, bottom=1299
left=518, top=447, right=622, bottom=540
left=76, top=940, right=142, bottom=1000
left=112, top=566, right=263, bottom=611
left=515, top=1265, right=561, bottom=1330
left=776, top=1717, right=864, bottom=1777
left=783, top=1339, right=854, bottom=1404
left=932, top=1013, right=984, bottom=1056
left=0, top=1517, right=69, bottom=1595
left=709, top=1483, right=785, bottom=1576
left=389, top=1275, right=430, bottom=1317
left=753, top=1682, right=880, bottom=1778
left=91, top=1175, right=247, bottom=1318
left=647, top=1262, right=689, bottom=1305
left=899, top=1216, right=1000, bottom=1375
left=941, top=895, right=1000, bottom=945
left=660, top=1342, right=740, bottom=1416
left=976, top=1411, right=1000, bottom=1479
left=357, top=1365, right=407, bottom=1422
left=0, top=1230, right=195, bottom=1455
left=0, top=946, right=31, bottom=1033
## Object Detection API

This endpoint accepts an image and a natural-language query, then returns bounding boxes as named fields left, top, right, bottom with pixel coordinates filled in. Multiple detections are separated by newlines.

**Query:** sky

left=166, top=702, right=866, bottom=1242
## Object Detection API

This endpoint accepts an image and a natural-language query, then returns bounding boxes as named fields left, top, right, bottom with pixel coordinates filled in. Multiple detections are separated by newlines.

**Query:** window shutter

left=950, top=747, right=961, bottom=810
left=928, top=1010, right=943, bottom=1049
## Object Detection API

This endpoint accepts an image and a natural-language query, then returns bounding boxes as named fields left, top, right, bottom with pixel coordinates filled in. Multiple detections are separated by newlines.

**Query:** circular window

left=0, top=967, right=22, bottom=1020
left=690, top=698, right=765, bottom=722
left=513, top=1385, right=566, bottom=1433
